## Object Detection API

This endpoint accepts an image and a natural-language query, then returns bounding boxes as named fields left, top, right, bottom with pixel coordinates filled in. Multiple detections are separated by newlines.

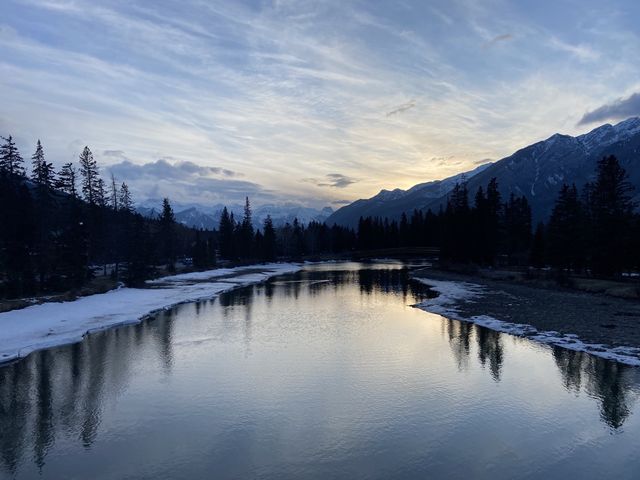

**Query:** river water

left=1, top=261, right=639, bottom=479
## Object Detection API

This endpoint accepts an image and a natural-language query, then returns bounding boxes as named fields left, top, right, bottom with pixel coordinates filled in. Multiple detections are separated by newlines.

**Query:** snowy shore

left=0, top=263, right=301, bottom=364
left=413, top=276, right=640, bottom=367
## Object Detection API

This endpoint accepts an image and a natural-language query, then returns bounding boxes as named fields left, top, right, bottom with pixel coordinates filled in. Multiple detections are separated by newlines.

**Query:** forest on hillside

left=1, top=134, right=638, bottom=300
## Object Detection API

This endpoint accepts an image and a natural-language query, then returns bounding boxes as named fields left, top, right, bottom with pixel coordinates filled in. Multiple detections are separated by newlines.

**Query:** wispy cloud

left=482, top=33, right=513, bottom=49
left=304, top=173, right=358, bottom=188
left=386, top=100, right=417, bottom=117
left=1, top=0, right=639, bottom=207
left=548, top=37, right=600, bottom=61
left=578, top=92, right=640, bottom=125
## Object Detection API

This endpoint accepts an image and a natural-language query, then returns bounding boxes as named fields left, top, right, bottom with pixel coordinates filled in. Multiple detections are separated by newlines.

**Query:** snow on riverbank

left=413, top=277, right=640, bottom=367
left=0, top=263, right=301, bottom=364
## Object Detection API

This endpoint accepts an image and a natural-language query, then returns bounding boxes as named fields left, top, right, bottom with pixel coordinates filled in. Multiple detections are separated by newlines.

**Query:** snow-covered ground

left=413, top=277, right=640, bottom=367
left=0, top=263, right=301, bottom=364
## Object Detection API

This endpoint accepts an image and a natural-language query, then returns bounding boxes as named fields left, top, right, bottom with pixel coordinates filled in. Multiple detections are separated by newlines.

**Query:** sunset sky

left=2, top=0, right=640, bottom=207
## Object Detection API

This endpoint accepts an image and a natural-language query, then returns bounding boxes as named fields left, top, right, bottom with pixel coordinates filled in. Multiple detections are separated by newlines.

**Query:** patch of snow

left=577, top=117, right=640, bottom=154
left=0, top=263, right=302, bottom=364
left=546, top=173, right=564, bottom=186
left=413, top=277, right=640, bottom=367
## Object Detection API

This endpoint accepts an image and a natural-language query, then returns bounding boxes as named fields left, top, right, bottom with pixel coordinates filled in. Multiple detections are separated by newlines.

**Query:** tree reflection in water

left=552, top=347, right=638, bottom=429
left=0, top=264, right=638, bottom=475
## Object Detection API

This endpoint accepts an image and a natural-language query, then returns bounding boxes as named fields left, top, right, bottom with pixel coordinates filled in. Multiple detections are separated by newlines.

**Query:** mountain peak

left=326, top=118, right=640, bottom=227
left=613, top=116, right=640, bottom=135
left=578, top=116, right=640, bottom=153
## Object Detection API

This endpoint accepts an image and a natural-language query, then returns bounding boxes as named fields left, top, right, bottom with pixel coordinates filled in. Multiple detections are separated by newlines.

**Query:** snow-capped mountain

left=326, top=117, right=640, bottom=227
left=137, top=200, right=333, bottom=230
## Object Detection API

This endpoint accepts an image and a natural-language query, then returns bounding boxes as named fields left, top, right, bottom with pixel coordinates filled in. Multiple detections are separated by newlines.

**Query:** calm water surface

left=1, top=262, right=640, bottom=479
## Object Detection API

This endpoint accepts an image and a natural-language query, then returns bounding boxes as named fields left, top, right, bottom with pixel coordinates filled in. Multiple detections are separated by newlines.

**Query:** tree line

left=0, top=136, right=212, bottom=298
left=352, top=154, right=639, bottom=276
left=0, top=136, right=356, bottom=299
left=1, top=133, right=637, bottom=299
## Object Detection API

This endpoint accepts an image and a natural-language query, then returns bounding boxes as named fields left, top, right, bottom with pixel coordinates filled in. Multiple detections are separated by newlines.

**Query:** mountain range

left=137, top=201, right=333, bottom=230
left=326, top=117, right=640, bottom=227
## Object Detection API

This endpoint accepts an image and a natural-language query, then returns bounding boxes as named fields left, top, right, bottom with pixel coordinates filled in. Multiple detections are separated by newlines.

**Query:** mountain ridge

left=137, top=201, right=333, bottom=230
left=326, top=117, right=640, bottom=227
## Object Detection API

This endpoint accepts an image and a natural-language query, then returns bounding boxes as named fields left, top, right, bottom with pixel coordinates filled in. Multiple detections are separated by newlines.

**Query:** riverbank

left=0, top=263, right=301, bottom=365
left=412, top=267, right=640, bottom=366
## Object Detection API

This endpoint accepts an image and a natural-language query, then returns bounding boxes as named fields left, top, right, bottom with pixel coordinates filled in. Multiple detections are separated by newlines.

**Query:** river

left=1, top=261, right=639, bottom=479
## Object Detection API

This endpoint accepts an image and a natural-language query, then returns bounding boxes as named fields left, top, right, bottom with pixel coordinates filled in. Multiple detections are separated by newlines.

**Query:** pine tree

left=441, top=182, right=471, bottom=262
left=240, top=196, right=254, bottom=258
left=119, top=182, right=133, bottom=212
left=218, top=207, right=235, bottom=259
left=0, top=135, right=25, bottom=177
left=95, top=177, right=107, bottom=207
left=503, top=194, right=532, bottom=265
left=159, top=198, right=176, bottom=271
left=55, top=163, right=78, bottom=197
left=484, top=178, right=502, bottom=263
left=110, top=174, right=119, bottom=211
left=79, top=146, right=99, bottom=205
left=547, top=184, right=585, bottom=271
left=30, top=140, right=54, bottom=187
left=588, top=155, right=635, bottom=275
left=262, top=215, right=277, bottom=261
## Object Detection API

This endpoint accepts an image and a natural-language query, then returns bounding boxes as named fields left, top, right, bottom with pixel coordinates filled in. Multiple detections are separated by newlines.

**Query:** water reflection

left=0, top=311, right=177, bottom=476
left=552, top=347, right=638, bottom=429
left=0, top=262, right=638, bottom=478
left=437, top=313, right=638, bottom=430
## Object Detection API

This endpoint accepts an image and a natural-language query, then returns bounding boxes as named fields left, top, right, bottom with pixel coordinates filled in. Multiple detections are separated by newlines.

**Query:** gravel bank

left=412, top=267, right=640, bottom=361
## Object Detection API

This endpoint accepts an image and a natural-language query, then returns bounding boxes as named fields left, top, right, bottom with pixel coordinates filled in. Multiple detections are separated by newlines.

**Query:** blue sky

left=1, top=0, right=640, bottom=207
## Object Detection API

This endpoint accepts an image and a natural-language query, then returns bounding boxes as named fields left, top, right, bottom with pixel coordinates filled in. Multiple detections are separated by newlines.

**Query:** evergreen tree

left=240, top=196, right=254, bottom=258
left=55, top=163, right=78, bottom=197
left=262, top=215, right=277, bottom=261
left=588, top=155, right=635, bottom=275
left=0, top=179, right=35, bottom=295
left=30, top=140, right=53, bottom=188
left=547, top=184, right=585, bottom=271
left=125, top=214, right=152, bottom=285
left=109, top=174, right=119, bottom=211
left=503, top=194, right=532, bottom=264
left=484, top=178, right=502, bottom=263
left=441, top=182, right=471, bottom=262
left=119, top=182, right=133, bottom=212
left=30, top=140, right=56, bottom=288
left=159, top=198, right=176, bottom=271
left=218, top=207, right=235, bottom=259
left=0, top=135, right=25, bottom=177
left=95, top=177, right=107, bottom=208
left=79, top=146, right=99, bottom=205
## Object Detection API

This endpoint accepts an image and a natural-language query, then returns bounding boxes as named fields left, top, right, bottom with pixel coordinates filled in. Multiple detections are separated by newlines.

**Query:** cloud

left=577, top=92, right=640, bottom=126
left=107, top=158, right=239, bottom=179
left=103, top=149, right=127, bottom=158
left=304, top=173, right=358, bottom=189
left=482, top=33, right=513, bottom=49
left=386, top=100, right=416, bottom=117
left=4, top=0, right=640, bottom=208
left=548, top=37, right=599, bottom=61
left=105, top=159, right=268, bottom=205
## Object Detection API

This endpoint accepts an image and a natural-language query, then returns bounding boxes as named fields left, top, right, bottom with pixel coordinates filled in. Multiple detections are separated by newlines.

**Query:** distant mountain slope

left=327, top=117, right=640, bottom=227
left=325, top=162, right=492, bottom=227
left=137, top=201, right=333, bottom=230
